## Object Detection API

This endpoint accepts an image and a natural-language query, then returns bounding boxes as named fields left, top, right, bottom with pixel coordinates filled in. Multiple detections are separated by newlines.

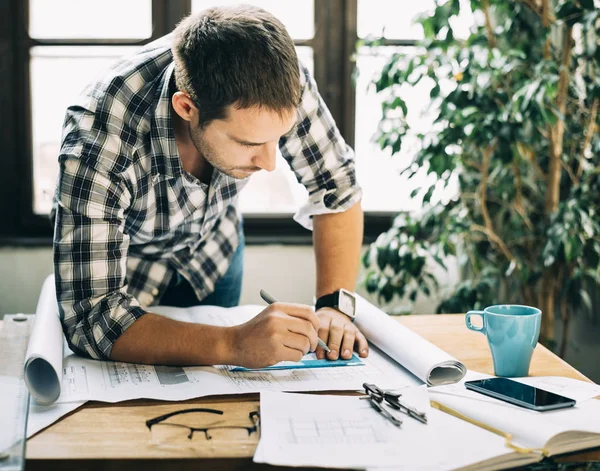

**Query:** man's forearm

left=110, top=313, right=235, bottom=365
left=312, top=201, right=364, bottom=297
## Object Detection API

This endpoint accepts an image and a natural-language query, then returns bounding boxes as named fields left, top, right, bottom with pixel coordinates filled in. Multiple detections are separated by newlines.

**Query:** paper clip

left=362, top=383, right=428, bottom=426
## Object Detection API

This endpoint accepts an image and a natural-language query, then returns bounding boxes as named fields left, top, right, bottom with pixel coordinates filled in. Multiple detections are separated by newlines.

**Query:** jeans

left=160, top=232, right=245, bottom=308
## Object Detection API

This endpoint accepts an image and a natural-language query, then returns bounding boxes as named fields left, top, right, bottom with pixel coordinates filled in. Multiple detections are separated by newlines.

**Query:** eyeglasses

left=361, top=383, right=428, bottom=427
left=146, top=408, right=260, bottom=447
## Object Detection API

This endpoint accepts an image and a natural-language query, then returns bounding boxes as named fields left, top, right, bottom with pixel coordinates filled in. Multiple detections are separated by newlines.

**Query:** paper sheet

left=54, top=341, right=418, bottom=404
left=23, top=276, right=467, bottom=405
left=254, top=388, right=510, bottom=469
left=27, top=400, right=86, bottom=438
left=516, top=375, right=600, bottom=402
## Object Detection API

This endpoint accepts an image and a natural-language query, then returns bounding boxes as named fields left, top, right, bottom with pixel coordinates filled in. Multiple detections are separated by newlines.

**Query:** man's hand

left=315, top=308, right=369, bottom=360
left=229, top=303, right=320, bottom=369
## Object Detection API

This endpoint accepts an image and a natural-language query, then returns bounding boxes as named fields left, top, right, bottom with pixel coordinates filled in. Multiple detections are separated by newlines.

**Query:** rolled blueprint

left=354, top=294, right=466, bottom=386
left=24, top=275, right=62, bottom=405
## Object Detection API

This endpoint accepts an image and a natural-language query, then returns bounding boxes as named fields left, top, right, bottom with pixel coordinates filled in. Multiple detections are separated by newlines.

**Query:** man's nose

left=253, top=142, right=277, bottom=172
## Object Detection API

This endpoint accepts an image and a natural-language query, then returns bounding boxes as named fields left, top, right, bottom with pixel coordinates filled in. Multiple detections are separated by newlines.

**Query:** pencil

left=259, top=289, right=331, bottom=353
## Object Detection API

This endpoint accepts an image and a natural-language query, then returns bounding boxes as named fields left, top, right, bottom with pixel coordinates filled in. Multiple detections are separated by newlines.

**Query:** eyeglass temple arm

left=146, top=408, right=224, bottom=429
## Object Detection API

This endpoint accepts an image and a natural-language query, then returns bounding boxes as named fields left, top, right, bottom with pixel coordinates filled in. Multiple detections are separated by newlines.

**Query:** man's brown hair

left=172, top=5, right=301, bottom=127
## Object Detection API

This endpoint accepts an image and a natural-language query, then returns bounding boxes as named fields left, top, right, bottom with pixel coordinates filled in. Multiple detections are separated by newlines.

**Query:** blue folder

left=230, top=352, right=364, bottom=372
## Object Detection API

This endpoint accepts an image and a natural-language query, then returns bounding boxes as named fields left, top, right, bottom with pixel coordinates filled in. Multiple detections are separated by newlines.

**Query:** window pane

left=354, top=46, right=440, bottom=213
left=31, top=47, right=138, bottom=214
left=296, top=46, right=313, bottom=77
left=358, top=0, right=435, bottom=40
left=238, top=46, right=313, bottom=214
left=191, top=0, right=314, bottom=40
left=29, top=0, right=152, bottom=39
left=358, top=0, right=473, bottom=40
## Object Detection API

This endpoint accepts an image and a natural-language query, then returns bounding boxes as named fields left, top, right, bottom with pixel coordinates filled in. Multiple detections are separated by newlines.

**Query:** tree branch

left=480, top=142, right=497, bottom=235
left=473, top=142, right=518, bottom=265
left=513, top=160, right=534, bottom=231
left=470, top=224, right=517, bottom=264
left=545, top=26, right=574, bottom=214
left=482, top=0, right=497, bottom=48
left=561, top=159, right=577, bottom=185
left=541, top=0, right=551, bottom=27
left=463, top=159, right=483, bottom=172
left=515, top=0, right=556, bottom=23
left=576, top=97, right=599, bottom=184
left=507, top=236, right=543, bottom=247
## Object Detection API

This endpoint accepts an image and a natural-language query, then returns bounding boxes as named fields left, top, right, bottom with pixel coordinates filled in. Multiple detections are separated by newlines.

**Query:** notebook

left=428, top=373, right=600, bottom=470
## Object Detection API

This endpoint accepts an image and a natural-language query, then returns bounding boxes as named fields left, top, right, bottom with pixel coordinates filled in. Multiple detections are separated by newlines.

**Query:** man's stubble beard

left=188, top=125, right=249, bottom=180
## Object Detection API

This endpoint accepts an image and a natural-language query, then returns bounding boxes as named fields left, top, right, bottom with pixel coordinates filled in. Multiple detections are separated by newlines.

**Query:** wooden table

left=19, top=314, right=599, bottom=470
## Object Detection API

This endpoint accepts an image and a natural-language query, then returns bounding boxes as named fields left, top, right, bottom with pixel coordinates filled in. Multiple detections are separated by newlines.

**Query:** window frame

left=0, top=0, right=399, bottom=246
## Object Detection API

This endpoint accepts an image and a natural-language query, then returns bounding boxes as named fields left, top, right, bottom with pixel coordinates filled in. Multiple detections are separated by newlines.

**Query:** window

left=2, top=0, right=463, bottom=243
left=355, top=0, right=473, bottom=212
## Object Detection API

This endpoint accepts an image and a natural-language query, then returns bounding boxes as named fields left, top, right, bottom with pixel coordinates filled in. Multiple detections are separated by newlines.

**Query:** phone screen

left=465, top=378, right=576, bottom=408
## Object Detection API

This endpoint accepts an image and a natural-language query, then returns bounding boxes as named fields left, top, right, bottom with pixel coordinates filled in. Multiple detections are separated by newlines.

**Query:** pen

left=259, top=289, right=331, bottom=353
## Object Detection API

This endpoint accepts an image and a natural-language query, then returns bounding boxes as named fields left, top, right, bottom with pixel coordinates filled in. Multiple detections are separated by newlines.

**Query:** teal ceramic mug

left=465, top=305, right=542, bottom=377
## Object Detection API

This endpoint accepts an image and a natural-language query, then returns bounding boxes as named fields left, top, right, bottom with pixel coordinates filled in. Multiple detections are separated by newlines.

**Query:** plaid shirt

left=53, top=34, right=362, bottom=360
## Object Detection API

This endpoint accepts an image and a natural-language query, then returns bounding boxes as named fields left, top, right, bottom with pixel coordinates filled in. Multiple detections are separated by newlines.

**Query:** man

left=53, top=5, right=368, bottom=369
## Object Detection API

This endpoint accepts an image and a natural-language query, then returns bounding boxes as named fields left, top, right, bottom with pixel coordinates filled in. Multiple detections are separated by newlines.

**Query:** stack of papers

left=255, top=376, right=600, bottom=470
left=254, top=388, right=511, bottom=470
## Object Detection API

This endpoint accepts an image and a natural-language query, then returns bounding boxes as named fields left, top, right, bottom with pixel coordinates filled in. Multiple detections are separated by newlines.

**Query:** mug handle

left=465, top=310, right=486, bottom=334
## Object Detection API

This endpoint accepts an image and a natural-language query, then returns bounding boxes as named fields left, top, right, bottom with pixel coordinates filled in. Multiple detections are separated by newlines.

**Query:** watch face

left=338, top=290, right=356, bottom=317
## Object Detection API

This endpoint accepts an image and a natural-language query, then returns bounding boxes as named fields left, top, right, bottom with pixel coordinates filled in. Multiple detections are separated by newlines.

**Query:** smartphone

left=464, top=378, right=576, bottom=412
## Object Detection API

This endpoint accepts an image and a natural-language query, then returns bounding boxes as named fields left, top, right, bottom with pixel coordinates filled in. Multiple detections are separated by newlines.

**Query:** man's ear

left=172, top=91, right=198, bottom=123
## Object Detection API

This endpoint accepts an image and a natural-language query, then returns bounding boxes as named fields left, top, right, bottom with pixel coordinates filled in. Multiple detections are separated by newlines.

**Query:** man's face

left=189, top=105, right=297, bottom=180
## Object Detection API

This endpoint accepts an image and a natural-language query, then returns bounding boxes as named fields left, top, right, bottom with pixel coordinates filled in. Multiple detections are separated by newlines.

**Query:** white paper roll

left=354, top=294, right=466, bottom=386
left=24, top=275, right=63, bottom=405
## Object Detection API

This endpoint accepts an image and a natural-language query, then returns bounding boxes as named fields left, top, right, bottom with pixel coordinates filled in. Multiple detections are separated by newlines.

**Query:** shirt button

left=152, top=288, right=159, bottom=296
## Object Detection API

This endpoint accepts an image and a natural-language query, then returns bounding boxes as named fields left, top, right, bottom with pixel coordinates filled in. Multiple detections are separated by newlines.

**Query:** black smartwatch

left=315, top=288, right=357, bottom=321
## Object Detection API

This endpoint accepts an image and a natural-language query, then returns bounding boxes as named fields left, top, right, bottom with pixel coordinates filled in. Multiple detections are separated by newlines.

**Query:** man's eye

left=240, top=142, right=255, bottom=148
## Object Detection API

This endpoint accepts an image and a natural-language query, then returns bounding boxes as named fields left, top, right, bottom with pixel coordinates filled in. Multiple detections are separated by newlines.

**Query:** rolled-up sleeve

left=279, top=64, right=362, bottom=230
left=53, top=108, right=146, bottom=360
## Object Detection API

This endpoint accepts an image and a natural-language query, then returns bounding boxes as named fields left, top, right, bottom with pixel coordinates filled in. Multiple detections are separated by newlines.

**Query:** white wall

left=0, top=246, right=457, bottom=316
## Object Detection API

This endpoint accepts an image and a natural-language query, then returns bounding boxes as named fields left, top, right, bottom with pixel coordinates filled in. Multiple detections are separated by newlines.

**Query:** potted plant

left=362, top=0, right=599, bottom=356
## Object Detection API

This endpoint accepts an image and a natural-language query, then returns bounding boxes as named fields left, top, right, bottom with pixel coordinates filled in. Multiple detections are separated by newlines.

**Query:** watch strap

left=315, top=291, right=340, bottom=311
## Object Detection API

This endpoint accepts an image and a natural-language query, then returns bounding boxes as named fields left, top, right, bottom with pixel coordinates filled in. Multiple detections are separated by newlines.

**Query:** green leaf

left=580, top=0, right=594, bottom=10
left=379, top=280, right=395, bottom=304
left=580, top=289, right=592, bottom=312
left=539, top=104, right=558, bottom=125
left=423, top=186, right=435, bottom=203
left=564, top=238, right=577, bottom=263
left=377, top=247, right=388, bottom=271
left=361, top=249, right=371, bottom=269
left=432, top=253, right=447, bottom=269
left=391, top=96, right=408, bottom=116
left=365, top=272, right=380, bottom=294
left=556, top=2, right=584, bottom=26
left=462, top=107, right=478, bottom=118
